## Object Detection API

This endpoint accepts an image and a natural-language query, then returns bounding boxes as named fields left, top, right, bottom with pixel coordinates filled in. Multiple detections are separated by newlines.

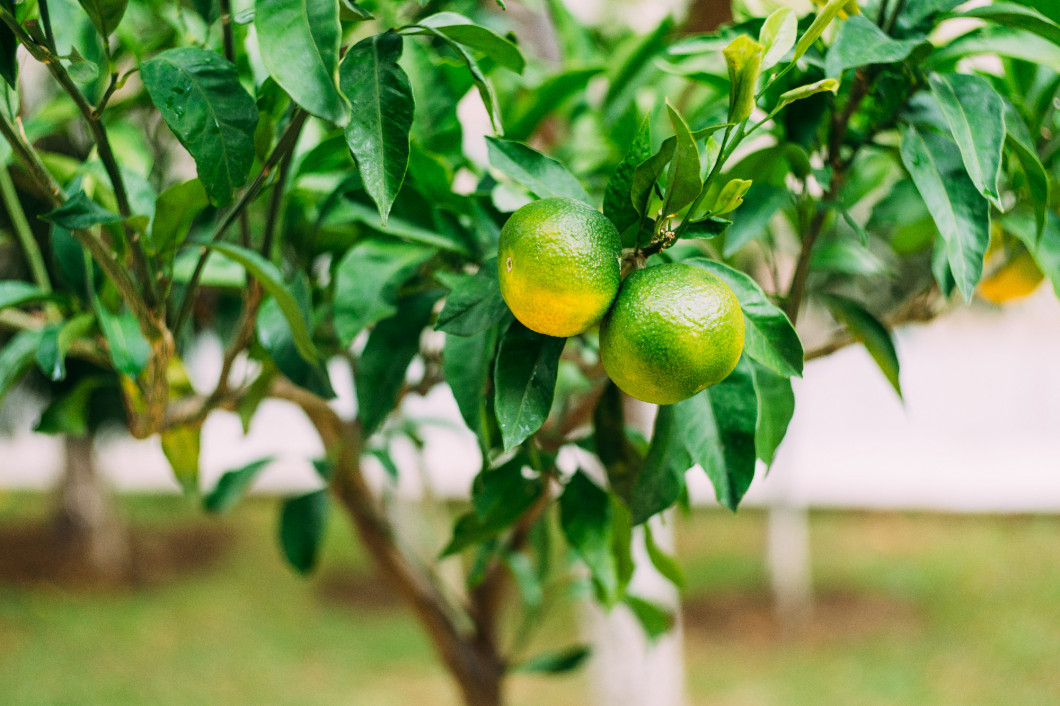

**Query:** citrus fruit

left=497, top=197, right=621, bottom=337
left=600, top=263, right=745, bottom=405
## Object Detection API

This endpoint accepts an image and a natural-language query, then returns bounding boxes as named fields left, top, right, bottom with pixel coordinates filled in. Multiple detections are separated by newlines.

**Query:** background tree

left=1, top=0, right=1058, bottom=705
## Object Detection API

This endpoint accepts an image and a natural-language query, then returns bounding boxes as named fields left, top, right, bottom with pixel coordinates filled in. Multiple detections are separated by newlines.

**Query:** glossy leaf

left=443, top=456, right=541, bottom=555
left=333, top=238, right=435, bottom=345
left=750, top=361, right=794, bottom=468
left=36, top=314, right=93, bottom=382
left=593, top=381, right=643, bottom=504
left=78, top=0, right=127, bottom=36
left=0, top=329, right=43, bottom=405
left=95, top=306, right=149, bottom=378
left=560, top=470, right=617, bottom=602
left=209, top=242, right=318, bottom=363
left=775, top=78, right=839, bottom=112
left=759, top=7, right=797, bottom=70
left=951, top=3, right=1060, bottom=47
left=485, top=137, right=592, bottom=204
left=40, top=190, right=123, bottom=230
left=631, top=405, right=690, bottom=525
left=257, top=287, right=335, bottom=400
left=934, top=28, right=1060, bottom=74
left=723, top=35, right=764, bottom=124
left=412, top=12, right=524, bottom=74
left=688, top=259, right=803, bottom=378
left=824, top=294, right=902, bottom=398
left=279, top=489, right=329, bottom=575
left=357, top=292, right=438, bottom=437
left=825, top=15, right=929, bottom=77
left=0, top=16, right=17, bottom=88
left=255, top=0, right=345, bottom=123
left=672, top=356, right=757, bottom=511
left=161, top=421, right=203, bottom=496
left=493, top=321, right=565, bottom=451
left=711, top=178, right=752, bottom=216
left=444, top=326, right=498, bottom=447
left=203, top=458, right=273, bottom=514
left=603, top=115, right=652, bottom=235
left=794, top=0, right=848, bottom=62
left=340, top=32, right=414, bottom=225
left=929, top=73, right=1004, bottom=209
left=141, top=48, right=259, bottom=206
left=1003, top=100, right=1048, bottom=239
left=631, top=140, right=675, bottom=219
left=662, top=102, right=701, bottom=217
left=899, top=125, right=989, bottom=301
left=417, top=24, right=501, bottom=132
left=435, top=263, right=508, bottom=337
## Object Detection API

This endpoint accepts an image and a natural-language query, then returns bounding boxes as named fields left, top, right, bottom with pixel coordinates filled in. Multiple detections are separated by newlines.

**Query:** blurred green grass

left=2, top=493, right=1059, bottom=705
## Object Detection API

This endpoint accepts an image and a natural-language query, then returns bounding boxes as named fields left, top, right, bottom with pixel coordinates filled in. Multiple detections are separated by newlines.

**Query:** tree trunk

left=52, top=434, right=131, bottom=582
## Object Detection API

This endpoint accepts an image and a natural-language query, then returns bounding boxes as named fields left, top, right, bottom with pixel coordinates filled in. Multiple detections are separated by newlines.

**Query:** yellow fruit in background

left=978, top=250, right=1044, bottom=304
left=497, top=197, right=621, bottom=338
left=600, top=263, right=745, bottom=405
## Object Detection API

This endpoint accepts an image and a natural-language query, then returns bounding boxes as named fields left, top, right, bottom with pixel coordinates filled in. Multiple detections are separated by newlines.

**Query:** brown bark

left=52, top=434, right=131, bottom=582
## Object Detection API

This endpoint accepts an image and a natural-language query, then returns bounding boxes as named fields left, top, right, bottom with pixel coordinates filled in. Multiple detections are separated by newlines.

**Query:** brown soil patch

left=683, top=589, right=922, bottom=646
left=316, top=569, right=404, bottom=611
left=0, top=522, right=233, bottom=591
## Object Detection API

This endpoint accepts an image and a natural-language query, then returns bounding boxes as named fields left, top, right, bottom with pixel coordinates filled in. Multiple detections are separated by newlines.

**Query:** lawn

left=2, top=493, right=1059, bottom=705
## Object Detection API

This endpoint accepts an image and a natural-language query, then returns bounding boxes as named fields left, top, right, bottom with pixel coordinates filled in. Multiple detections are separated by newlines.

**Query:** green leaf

left=444, top=327, right=499, bottom=448
left=775, top=78, right=839, bottom=112
left=687, top=259, right=803, bottom=378
left=723, top=35, right=764, bottom=124
left=504, top=550, right=543, bottom=608
left=710, top=178, right=752, bottom=217
left=759, top=7, right=797, bottom=70
left=682, top=217, right=730, bottom=240
left=514, top=646, right=591, bottom=674
left=339, top=32, right=414, bottom=225
left=255, top=0, right=345, bottom=123
left=35, top=376, right=109, bottom=435
left=485, top=137, right=591, bottom=204
left=77, top=0, right=127, bottom=37
left=0, top=13, right=16, bottom=89
left=810, top=236, right=888, bottom=277
left=1007, top=211, right=1060, bottom=299
left=208, top=242, right=318, bottom=363
left=357, top=292, right=438, bottom=436
left=560, top=470, right=617, bottom=603
left=141, top=48, right=259, bottom=207
left=603, top=115, right=652, bottom=235
left=412, top=12, right=524, bottom=74
left=1002, top=100, right=1049, bottom=239
left=332, top=238, right=435, bottom=345
left=825, top=14, right=929, bottom=77
left=631, top=139, right=675, bottom=220
left=723, top=184, right=788, bottom=256
left=0, top=329, right=42, bottom=405
left=36, top=313, right=94, bottom=382
left=593, top=381, right=644, bottom=504
left=416, top=24, right=502, bottom=133
left=631, top=406, right=690, bottom=525
left=443, top=455, right=542, bottom=555
left=95, top=306, right=149, bottom=378
left=929, top=73, right=1005, bottom=209
left=672, top=356, right=757, bottom=511
left=161, top=421, right=202, bottom=496
left=749, top=361, right=794, bottom=468
left=662, top=102, right=701, bottom=217
left=505, top=67, right=601, bottom=141
left=950, top=3, right=1060, bottom=47
left=203, top=458, right=273, bottom=514
left=40, top=190, right=123, bottom=230
left=151, top=179, right=209, bottom=256
left=793, top=0, right=848, bottom=62
left=0, top=281, right=49, bottom=311
left=340, top=0, right=372, bottom=21
left=257, top=284, right=335, bottom=400
left=334, top=201, right=471, bottom=255
left=643, top=523, right=684, bottom=588
left=279, top=489, right=329, bottom=575
left=435, top=263, right=508, bottom=337
left=824, top=294, right=902, bottom=399
left=603, top=17, right=673, bottom=123
left=624, top=594, right=674, bottom=640
left=493, top=320, right=565, bottom=451
left=899, top=124, right=989, bottom=301
left=933, top=27, right=1060, bottom=74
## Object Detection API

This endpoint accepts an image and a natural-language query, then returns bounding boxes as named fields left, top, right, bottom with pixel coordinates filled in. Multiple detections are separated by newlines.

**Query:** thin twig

left=0, top=166, right=51, bottom=293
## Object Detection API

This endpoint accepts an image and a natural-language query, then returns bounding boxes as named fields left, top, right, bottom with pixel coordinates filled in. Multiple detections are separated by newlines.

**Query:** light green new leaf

left=340, top=32, right=414, bottom=226
left=929, top=73, right=1005, bottom=209
left=493, top=321, right=566, bottom=451
left=671, top=356, right=757, bottom=511
left=824, top=294, right=902, bottom=399
left=750, top=361, right=794, bottom=468
left=723, top=35, right=763, bottom=123
left=899, top=125, right=989, bottom=301
left=775, top=78, right=839, bottom=112
left=687, top=259, right=803, bottom=378
left=662, top=102, right=702, bottom=217
left=825, top=14, right=929, bottom=77
left=141, top=48, right=259, bottom=206
left=794, top=0, right=849, bottom=61
left=255, top=0, right=346, bottom=124
left=485, top=137, right=591, bottom=204
left=759, top=7, right=797, bottom=70
left=711, top=178, right=752, bottom=216
left=208, top=242, right=317, bottom=363
left=78, top=0, right=127, bottom=37
left=161, top=421, right=202, bottom=496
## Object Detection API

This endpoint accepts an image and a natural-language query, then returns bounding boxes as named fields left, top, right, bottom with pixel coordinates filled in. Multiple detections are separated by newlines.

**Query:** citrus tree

left=1, top=0, right=1058, bottom=704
